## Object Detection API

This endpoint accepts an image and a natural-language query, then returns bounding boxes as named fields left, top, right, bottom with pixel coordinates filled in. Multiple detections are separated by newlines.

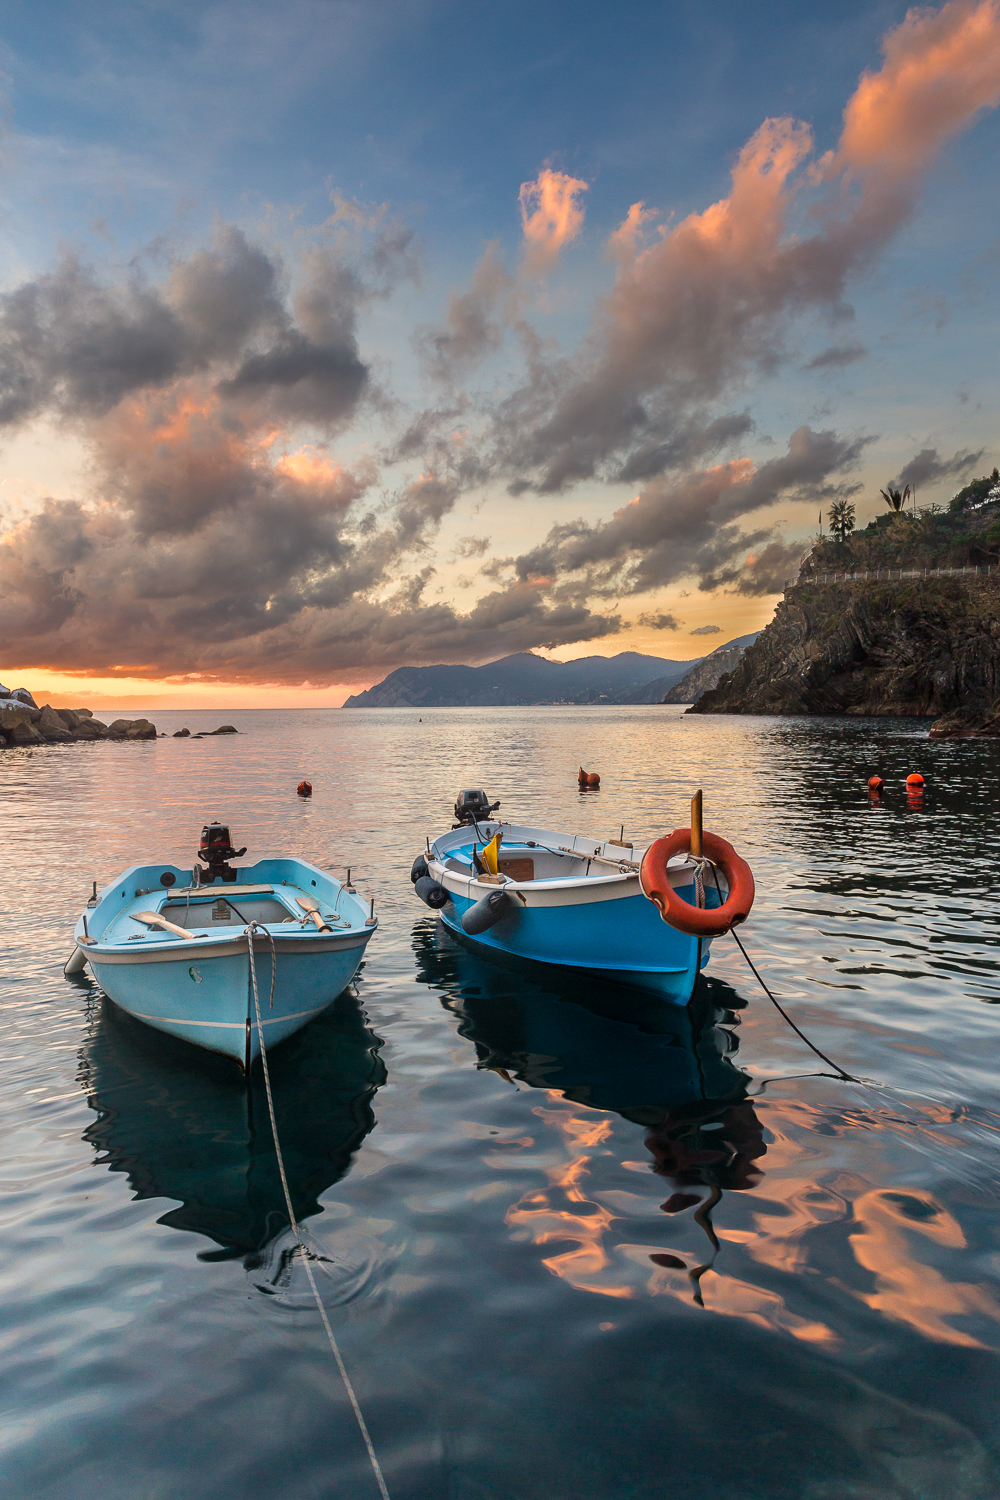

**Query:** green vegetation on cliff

left=807, top=470, right=1000, bottom=577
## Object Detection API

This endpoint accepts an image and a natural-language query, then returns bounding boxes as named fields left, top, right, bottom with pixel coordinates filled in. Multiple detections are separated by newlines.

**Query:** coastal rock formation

left=108, top=718, right=157, bottom=740
left=690, top=574, right=1000, bottom=722
left=0, top=702, right=158, bottom=748
left=663, top=634, right=759, bottom=704
left=0, top=684, right=38, bottom=707
left=927, top=702, right=1000, bottom=738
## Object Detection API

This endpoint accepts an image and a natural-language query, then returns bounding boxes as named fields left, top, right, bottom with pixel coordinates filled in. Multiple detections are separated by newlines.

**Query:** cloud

left=637, top=611, right=681, bottom=630
left=518, top=167, right=589, bottom=276
left=415, top=244, right=513, bottom=380
left=512, top=425, right=869, bottom=599
left=894, top=445, right=984, bottom=490
left=0, top=226, right=377, bottom=435
left=700, top=539, right=809, bottom=596
left=453, top=534, right=491, bottom=558
left=836, top=0, right=1000, bottom=178
left=803, top=341, right=867, bottom=371
left=689, top=625, right=721, bottom=635
left=0, top=216, right=622, bottom=683
left=486, top=0, right=1000, bottom=493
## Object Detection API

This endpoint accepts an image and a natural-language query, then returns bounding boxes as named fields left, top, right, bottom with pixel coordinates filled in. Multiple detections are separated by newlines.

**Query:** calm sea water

left=1, top=705, right=999, bottom=1499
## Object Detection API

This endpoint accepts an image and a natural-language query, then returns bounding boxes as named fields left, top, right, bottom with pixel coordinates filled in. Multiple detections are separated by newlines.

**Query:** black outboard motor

left=453, top=789, right=500, bottom=827
left=197, top=822, right=247, bottom=883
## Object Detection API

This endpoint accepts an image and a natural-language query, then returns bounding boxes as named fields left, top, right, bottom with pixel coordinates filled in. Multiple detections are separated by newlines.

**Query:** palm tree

left=828, top=499, right=856, bottom=543
left=880, top=483, right=911, bottom=515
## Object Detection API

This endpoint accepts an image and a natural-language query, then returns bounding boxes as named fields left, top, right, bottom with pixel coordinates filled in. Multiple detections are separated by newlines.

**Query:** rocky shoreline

left=0, top=699, right=240, bottom=748
left=0, top=703, right=159, bottom=748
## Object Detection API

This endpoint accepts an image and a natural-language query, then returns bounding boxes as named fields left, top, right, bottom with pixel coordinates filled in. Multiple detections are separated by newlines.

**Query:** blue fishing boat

left=411, top=789, right=754, bottom=1003
left=66, top=823, right=377, bottom=1070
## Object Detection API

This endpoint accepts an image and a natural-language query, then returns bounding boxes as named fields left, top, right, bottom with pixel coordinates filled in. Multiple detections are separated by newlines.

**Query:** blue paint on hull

left=90, top=942, right=368, bottom=1066
left=439, top=881, right=711, bottom=1003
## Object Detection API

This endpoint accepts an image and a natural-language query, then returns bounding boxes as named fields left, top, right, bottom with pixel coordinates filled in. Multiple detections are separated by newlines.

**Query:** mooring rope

left=246, top=923, right=392, bottom=1500
left=699, top=862, right=857, bottom=1082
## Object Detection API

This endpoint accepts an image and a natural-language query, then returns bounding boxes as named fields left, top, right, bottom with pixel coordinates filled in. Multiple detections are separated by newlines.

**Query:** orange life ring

left=639, top=828, right=754, bottom=938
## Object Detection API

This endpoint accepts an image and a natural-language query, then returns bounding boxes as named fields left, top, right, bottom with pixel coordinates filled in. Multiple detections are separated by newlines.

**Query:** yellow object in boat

left=481, top=830, right=502, bottom=875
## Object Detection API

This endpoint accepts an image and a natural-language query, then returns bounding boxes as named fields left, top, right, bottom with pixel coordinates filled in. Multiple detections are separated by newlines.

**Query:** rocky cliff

left=663, top=633, right=759, bottom=703
left=690, top=574, right=1000, bottom=735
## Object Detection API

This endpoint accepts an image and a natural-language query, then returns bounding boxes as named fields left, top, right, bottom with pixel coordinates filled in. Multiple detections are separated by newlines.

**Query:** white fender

left=64, top=946, right=88, bottom=976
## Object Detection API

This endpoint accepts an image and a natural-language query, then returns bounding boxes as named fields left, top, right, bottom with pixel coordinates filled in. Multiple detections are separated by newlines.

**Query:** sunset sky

left=2, top=0, right=1000, bottom=707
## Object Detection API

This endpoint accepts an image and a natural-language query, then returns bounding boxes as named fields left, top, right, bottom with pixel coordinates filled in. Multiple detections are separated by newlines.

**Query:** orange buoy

left=640, top=828, right=755, bottom=938
left=578, top=766, right=601, bottom=788
left=906, top=773, right=924, bottom=788
left=297, top=780, right=313, bottom=798
left=868, top=775, right=884, bottom=793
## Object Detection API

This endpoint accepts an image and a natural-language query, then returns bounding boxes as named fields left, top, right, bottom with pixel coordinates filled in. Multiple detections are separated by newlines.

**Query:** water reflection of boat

left=412, top=920, right=766, bottom=1293
left=78, top=990, right=386, bottom=1264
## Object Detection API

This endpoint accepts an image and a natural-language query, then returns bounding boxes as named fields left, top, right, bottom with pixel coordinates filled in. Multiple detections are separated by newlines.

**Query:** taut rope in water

left=701, top=863, right=857, bottom=1082
left=246, top=923, right=392, bottom=1500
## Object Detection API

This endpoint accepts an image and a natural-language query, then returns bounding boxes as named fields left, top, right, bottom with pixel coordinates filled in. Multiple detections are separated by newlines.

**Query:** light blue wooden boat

left=67, top=857, right=377, bottom=1070
left=413, top=807, right=726, bottom=1004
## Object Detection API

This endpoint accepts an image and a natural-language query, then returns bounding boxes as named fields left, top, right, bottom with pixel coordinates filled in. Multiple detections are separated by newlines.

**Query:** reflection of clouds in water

left=849, top=1188, right=1000, bottom=1349
left=506, top=1098, right=631, bottom=1300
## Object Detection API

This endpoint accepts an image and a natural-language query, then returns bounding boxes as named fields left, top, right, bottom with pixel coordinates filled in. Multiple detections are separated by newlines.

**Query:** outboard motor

left=197, top=822, right=247, bottom=883
left=453, top=788, right=500, bottom=827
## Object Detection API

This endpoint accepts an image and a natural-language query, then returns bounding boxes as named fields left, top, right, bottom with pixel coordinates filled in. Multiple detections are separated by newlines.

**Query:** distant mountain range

left=342, top=640, right=754, bottom=708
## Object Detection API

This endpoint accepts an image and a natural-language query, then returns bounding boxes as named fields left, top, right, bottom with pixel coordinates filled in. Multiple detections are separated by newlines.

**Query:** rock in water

left=173, top=728, right=191, bottom=737
left=108, top=718, right=157, bottom=739
left=210, top=725, right=238, bottom=734
left=37, top=705, right=72, bottom=742
left=929, top=702, right=1000, bottom=738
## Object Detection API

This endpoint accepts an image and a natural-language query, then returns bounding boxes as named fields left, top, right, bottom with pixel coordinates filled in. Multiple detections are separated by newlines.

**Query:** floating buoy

left=868, top=775, right=884, bottom=793
left=906, top=772, right=925, bottom=809
left=297, top=780, right=313, bottom=798
left=578, top=766, right=601, bottom=788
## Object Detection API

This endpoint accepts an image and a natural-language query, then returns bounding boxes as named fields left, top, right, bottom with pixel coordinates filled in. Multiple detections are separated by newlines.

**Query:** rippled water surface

left=2, top=705, right=999, bottom=1499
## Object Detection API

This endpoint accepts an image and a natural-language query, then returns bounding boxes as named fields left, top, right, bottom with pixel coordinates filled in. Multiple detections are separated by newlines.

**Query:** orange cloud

left=518, top=167, right=588, bottom=275
left=838, top=0, right=1000, bottom=178
left=606, top=201, right=658, bottom=264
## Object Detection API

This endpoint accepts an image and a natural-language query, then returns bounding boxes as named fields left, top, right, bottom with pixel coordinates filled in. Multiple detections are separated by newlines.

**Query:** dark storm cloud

left=0, top=226, right=371, bottom=433
left=894, top=445, right=983, bottom=491
left=699, top=539, right=809, bottom=596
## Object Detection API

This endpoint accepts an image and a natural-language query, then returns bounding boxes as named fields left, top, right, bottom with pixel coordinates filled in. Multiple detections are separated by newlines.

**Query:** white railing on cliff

left=800, top=563, right=998, bottom=586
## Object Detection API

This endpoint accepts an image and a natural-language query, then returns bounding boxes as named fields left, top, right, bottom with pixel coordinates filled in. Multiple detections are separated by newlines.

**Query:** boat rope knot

left=246, top=925, right=392, bottom=1500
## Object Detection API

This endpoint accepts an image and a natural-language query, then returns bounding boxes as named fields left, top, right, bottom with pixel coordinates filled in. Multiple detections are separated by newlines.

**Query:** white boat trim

left=88, top=932, right=371, bottom=964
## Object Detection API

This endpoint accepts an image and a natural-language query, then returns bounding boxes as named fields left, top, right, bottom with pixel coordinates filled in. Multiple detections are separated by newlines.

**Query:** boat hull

left=438, top=883, right=708, bottom=1002
left=90, top=933, right=372, bottom=1066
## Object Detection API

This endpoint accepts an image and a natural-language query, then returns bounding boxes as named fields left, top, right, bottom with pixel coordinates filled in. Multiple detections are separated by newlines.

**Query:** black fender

left=410, top=854, right=429, bottom=883
left=414, top=874, right=449, bottom=909
left=461, top=888, right=518, bottom=935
